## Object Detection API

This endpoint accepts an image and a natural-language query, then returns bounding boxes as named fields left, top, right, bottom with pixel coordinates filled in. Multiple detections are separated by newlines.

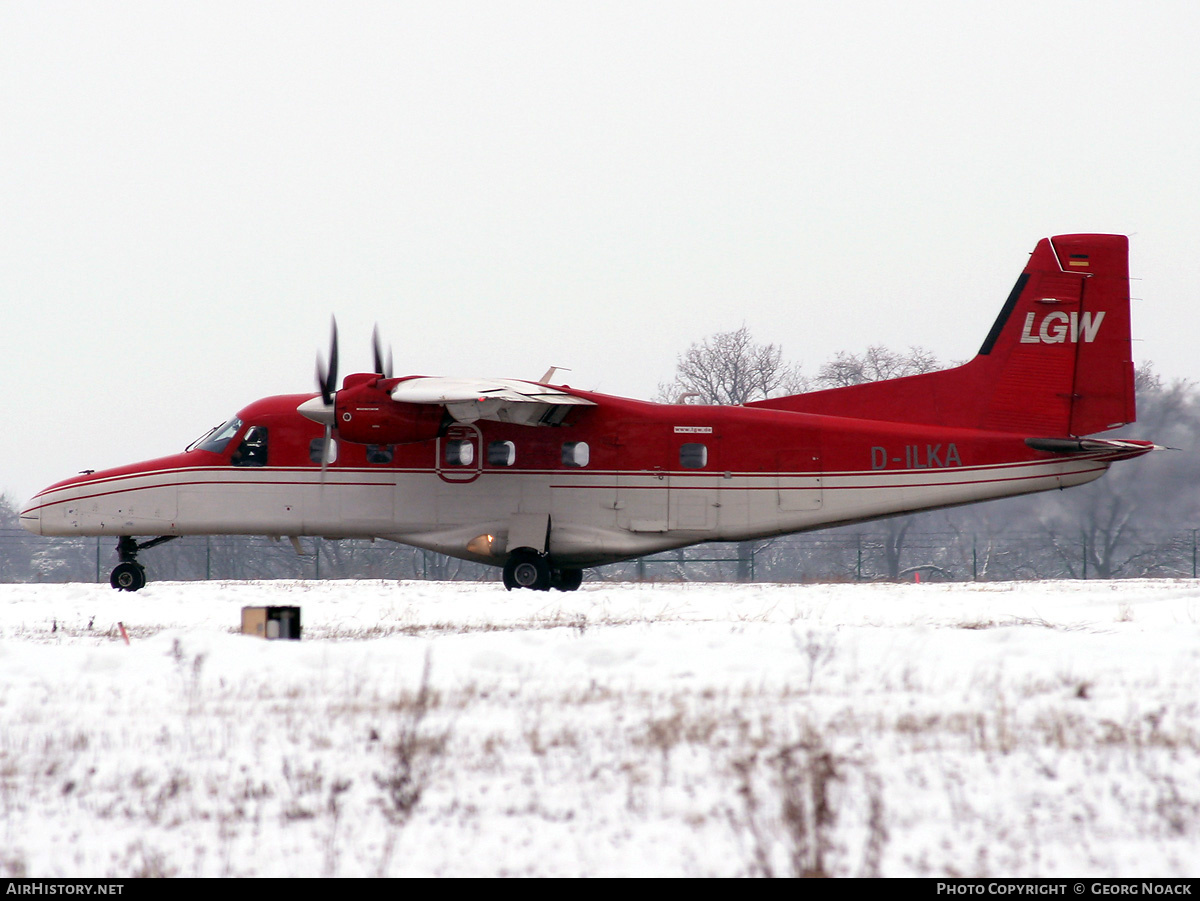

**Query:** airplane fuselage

left=20, top=388, right=1148, bottom=569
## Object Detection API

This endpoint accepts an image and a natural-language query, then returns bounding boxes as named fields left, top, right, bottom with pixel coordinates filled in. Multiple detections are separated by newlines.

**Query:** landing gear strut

left=109, top=535, right=176, bottom=592
left=502, top=550, right=584, bottom=592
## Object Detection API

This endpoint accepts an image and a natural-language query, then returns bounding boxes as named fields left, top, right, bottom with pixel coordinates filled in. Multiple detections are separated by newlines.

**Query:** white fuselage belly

left=25, top=456, right=1109, bottom=566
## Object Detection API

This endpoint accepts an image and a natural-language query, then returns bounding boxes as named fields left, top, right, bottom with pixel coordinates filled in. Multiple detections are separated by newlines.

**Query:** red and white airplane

left=21, top=233, right=1157, bottom=591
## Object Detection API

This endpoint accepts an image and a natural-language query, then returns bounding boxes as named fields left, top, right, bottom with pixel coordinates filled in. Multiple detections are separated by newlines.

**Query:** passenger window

left=562, top=441, right=590, bottom=468
left=680, top=443, right=708, bottom=469
left=232, top=426, right=268, bottom=467
left=309, top=437, right=337, bottom=465
left=445, top=439, right=475, bottom=467
left=366, top=445, right=394, bottom=464
left=488, top=440, right=516, bottom=467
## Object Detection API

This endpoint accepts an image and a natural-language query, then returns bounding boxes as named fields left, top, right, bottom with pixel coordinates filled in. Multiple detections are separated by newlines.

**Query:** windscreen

left=187, top=418, right=243, bottom=454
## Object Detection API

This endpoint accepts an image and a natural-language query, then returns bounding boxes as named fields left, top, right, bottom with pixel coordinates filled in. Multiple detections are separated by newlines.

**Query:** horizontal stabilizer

left=1025, top=437, right=1160, bottom=454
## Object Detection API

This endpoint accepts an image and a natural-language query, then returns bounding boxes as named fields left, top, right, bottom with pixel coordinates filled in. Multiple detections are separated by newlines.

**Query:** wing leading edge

left=390, top=377, right=597, bottom=426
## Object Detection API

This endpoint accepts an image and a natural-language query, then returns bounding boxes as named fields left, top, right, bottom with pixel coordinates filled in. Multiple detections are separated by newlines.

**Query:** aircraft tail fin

left=749, top=234, right=1136, bottom=436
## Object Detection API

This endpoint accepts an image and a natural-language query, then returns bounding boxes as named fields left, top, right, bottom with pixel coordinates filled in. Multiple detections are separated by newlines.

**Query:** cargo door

left=777, top=443, right=822, bottom=512
left=668, top=431, right=719, bottom=531
left=615, top=421, right=669, bottom=533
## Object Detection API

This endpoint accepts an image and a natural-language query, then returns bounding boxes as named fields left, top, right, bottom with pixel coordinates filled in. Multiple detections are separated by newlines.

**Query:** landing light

left=466, top=533, right=497, bottom=556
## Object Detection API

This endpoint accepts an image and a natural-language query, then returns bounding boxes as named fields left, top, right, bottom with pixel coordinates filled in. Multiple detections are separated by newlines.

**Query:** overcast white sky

left=4, top=1, right=1199, bottom=505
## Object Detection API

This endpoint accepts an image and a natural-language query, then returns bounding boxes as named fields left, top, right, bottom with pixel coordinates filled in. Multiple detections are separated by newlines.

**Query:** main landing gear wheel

left=503, top=551, right=551, bottom=591
left=553, top=568, right=583, bottom=592
left=110, top=561, right=147, bottom=592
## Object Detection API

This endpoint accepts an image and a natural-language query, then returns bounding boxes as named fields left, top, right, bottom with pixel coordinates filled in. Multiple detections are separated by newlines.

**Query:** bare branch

left=658, top=324, right=806, bottom=405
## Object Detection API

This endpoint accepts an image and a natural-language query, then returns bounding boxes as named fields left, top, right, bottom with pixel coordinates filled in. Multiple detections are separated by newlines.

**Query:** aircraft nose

left=19, top=503, right=41, bottom=536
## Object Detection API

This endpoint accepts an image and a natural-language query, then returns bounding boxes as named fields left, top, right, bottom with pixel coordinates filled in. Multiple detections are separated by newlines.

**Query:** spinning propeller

left=297, top=320, right=589, bottom=465
left=299, top=317, right=394, bottom=479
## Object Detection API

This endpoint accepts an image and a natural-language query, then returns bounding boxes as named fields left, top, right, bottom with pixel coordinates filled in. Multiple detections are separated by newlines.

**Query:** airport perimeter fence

left=4, top=527, right=1200, bottom=585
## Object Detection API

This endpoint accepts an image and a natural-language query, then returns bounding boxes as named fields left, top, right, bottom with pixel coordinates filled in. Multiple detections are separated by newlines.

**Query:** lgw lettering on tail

left=1020, top=310, right=1105, bottom=344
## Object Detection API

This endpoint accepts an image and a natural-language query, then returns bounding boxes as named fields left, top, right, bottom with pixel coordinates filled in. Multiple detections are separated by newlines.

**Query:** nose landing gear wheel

left=110, top=561, right=147, bottom=592
left=108, top=535, right=176, bottom=591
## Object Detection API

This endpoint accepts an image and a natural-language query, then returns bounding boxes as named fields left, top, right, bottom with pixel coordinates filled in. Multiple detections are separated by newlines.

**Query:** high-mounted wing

left=390, top=377, right=596, bottom=426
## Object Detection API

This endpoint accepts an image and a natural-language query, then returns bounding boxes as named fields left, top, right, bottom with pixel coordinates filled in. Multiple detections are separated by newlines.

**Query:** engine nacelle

left=334, top=375, right=445, bottom=445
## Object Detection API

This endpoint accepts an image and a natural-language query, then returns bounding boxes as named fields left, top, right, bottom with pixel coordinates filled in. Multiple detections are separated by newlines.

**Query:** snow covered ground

left=1, top=577, right=1198, bottom=878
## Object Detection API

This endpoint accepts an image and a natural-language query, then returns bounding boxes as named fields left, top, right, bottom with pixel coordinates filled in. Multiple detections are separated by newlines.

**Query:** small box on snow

left=241, top=606, right=301, bottom=640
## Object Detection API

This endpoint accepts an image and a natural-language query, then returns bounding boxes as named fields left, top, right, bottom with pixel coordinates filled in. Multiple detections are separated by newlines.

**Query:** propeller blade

left=315, top=361, right=331, bottom=406
left=306, top=316, right=341, bottom=487
left=328, top=317, right=339, bottom=396
left=372, top=324, right=393, bottom=378
left=316, top=317, right=340, bottom=404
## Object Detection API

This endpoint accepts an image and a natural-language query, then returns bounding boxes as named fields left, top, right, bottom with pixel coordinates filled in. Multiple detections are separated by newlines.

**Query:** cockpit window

left=188, top=418, right=243, bottom=454
left=232, top=426, right=268, bottom=467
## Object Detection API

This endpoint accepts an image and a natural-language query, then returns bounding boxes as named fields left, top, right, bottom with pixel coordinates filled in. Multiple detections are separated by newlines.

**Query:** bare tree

left=657, top=324, right=806, bottom=405
left=814, top=345, right=939, bottom=388
left=1029, top=363, right=1200, bottom=579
